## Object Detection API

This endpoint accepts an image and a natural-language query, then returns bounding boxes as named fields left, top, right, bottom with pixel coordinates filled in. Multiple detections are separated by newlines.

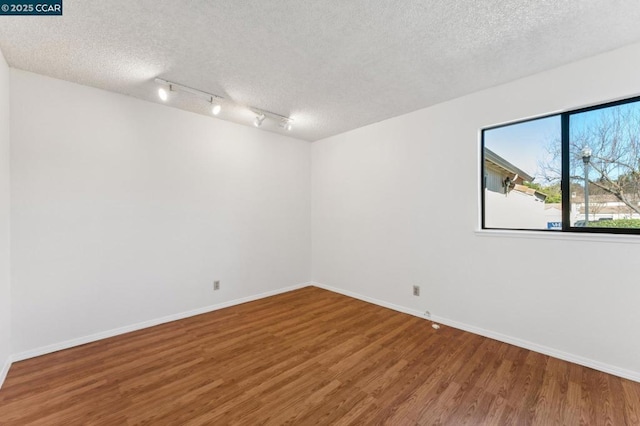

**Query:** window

left=482, top=95, right=640, bottom=235
left=482, top=115, right=561, bottom=231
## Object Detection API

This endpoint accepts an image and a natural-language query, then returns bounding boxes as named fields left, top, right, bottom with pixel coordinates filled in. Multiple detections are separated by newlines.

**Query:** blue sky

left=484, top=115, right=560, bottom=182
left=485, top=101, right=640, bottom=184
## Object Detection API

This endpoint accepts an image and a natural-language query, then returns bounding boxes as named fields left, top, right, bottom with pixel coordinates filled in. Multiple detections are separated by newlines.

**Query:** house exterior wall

left=484, top=164, right=506, bottom=193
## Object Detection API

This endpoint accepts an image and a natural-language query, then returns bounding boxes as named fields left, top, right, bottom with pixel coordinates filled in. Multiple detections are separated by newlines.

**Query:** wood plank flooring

left=1, top=286, right=639, bottom=425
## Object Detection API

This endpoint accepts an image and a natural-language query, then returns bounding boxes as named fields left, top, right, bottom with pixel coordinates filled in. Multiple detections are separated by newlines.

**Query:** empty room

left=1, top=1, right=640, bottom=424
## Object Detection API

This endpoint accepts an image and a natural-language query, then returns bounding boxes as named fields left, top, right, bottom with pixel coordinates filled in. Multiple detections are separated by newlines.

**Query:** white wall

left=0, top=49, right=11, bottom=384
left=10, top=70, right=311, bottom=354
left=6, top=41, right=640, bottom=383
left=312, top=42, right=640, bottom=380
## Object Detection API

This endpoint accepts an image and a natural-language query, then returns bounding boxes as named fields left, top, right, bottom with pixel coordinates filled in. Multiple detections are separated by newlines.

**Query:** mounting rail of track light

left=250, top=108, right=294, bottom=131
left=155, top=78, right=224, bottom=116
left=155, top=78, right=293, bottom=130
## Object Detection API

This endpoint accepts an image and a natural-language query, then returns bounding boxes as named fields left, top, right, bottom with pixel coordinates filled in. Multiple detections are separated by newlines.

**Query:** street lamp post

left=582, top=146, right=592, bottom=225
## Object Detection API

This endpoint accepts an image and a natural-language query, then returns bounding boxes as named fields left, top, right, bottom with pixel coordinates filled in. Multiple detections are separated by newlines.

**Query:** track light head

left=279, top=118, right=293, bottom=131
left=212, top=103, right=221, bottom=116
left=158, top=87, right=169, bottom=102
left=254, top=113, right=266, bottom=127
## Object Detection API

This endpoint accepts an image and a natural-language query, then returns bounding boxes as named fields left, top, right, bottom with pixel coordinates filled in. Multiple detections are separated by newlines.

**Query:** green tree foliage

left=587, top=218, right=640, bottom=228
left=542, top=103, right=640, bottom=215
left=522, top=182, right=561, bottom=203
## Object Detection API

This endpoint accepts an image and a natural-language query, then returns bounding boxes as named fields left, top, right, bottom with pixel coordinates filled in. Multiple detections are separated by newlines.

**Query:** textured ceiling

left=2, top=1, right=640, bottom=141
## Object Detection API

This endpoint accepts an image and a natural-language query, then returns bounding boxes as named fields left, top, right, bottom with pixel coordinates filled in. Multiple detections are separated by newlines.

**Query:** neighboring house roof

left=484, top=148, right=534, bottom=182
left=513, top=184, right=547, bottom=201
left=577, top=204, right=637, bottom=215
left=581, top=193, right=640, bottom=204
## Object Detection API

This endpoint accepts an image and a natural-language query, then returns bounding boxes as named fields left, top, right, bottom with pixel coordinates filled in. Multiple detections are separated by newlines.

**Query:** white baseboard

left=0, top=355, right=11, bottom=389
left=7, top=281, right=639, bottom=386
left=313, top=282, right=427, bottom=318
left=11, top=282, right=312, bottom=363
left=311, top=282, right=640, bottom=383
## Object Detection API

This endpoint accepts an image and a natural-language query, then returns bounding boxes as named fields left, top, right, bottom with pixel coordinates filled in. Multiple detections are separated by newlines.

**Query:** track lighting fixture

left=282, top=119, right=293, bottom=131
left=155, top=78, right=294, bottom=132
left=254, top=113, right=266, bottom=127
left=211, top=102, right=221, bottom=116
left=251, top=108, right=295, bottom=131
left=155, top=78, right=224, bottom=114
left=158, top=87, right=169, bottom=102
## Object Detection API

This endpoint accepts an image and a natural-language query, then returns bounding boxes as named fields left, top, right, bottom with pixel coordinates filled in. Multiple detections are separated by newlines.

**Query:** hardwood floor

left=1, top=286, right=639, bottom=425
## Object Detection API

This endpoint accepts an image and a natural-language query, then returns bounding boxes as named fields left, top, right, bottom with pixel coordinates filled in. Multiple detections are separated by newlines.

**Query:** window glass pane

left=483, top=116, right=562, bottom=230
left=569, top=100, right=640, bottom=229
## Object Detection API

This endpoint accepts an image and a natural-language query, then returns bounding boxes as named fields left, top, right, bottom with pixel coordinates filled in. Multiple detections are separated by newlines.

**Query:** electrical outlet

left=413, top=285, right=420, bottom=296
left=424, top=310, right=431, bottom=318
left=213, top=280, right=220, bottom=291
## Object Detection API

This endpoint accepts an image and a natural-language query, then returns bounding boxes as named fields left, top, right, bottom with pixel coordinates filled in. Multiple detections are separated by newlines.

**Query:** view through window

left=482, top=95, right=640, bottom=234
left=569, top=101, right=640, bottom=230
left=483, top=116, right=561, bottom=230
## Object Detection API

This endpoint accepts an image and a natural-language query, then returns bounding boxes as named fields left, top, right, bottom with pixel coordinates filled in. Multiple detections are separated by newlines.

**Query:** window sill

left=475, top=229, right=640, bottom=244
